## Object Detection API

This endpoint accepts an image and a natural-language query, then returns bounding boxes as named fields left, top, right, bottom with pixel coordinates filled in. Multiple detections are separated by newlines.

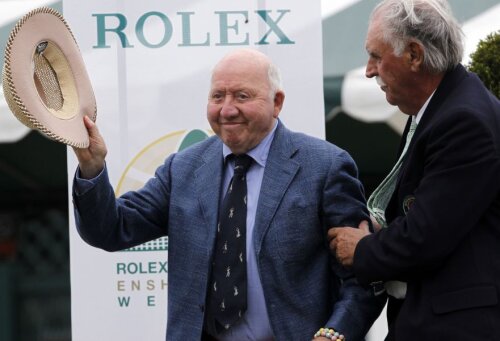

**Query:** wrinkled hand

left=328, top=220, right=371, bottom=267
left=72, top=115, right=107, bottom=179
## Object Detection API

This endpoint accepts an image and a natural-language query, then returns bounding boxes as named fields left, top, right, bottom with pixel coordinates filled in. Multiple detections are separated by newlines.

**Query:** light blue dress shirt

left=217, top=122, right=278, bottom=341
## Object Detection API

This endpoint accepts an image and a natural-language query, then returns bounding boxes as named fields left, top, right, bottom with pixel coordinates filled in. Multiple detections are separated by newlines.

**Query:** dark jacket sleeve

left=324, top=149, right=386, bottom=340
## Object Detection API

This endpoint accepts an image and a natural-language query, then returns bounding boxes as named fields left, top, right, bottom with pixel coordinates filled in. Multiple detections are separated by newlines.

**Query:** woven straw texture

left=2, top=7, right=96, bottom=148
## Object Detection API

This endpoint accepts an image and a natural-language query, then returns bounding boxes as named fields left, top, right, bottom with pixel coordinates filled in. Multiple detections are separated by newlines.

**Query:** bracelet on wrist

left=314, top=327, right=345, bottom=340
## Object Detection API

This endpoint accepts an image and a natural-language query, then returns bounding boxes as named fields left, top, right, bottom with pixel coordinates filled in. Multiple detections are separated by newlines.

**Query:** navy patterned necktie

left=208, top=154, right=252, bottom=332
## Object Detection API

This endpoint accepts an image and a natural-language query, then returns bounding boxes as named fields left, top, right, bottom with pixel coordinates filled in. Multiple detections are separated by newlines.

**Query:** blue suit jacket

left=74, top=122, right=384, bottom=340
left=354, top=65, right=500, bottom=340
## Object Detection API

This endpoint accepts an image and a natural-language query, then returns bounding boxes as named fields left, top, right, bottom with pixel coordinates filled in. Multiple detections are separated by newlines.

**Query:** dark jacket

left=354, top=64, right=500, bottom=340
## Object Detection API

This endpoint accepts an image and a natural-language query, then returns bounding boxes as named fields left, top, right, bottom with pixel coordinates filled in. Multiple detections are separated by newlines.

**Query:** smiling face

left=365, top=17, right=419, bottom=114
left=207, top=50, right=284, bottom=155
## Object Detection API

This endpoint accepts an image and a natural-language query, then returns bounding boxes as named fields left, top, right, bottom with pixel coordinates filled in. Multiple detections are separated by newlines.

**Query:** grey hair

left=267, top=62, right=283, bottom=96
left=210, top=49, right=283, bottom=97
left=372, top=0, right=464, bottom=73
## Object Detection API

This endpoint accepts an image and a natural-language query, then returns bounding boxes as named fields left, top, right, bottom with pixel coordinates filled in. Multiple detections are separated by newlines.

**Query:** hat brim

left=2, top=7, right=96, bottom=148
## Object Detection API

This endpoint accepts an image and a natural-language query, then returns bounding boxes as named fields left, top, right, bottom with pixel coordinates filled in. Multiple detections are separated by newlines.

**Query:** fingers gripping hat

left=2, top=7, right=96, bottom=148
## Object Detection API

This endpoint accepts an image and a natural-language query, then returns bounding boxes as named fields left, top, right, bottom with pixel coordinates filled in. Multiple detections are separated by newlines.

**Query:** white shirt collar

left=415, top=90, right=436, bottom=124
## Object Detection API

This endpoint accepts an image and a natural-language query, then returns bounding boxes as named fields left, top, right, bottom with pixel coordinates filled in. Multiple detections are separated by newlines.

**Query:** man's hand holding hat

left=73, top=116, right=107, bottom=179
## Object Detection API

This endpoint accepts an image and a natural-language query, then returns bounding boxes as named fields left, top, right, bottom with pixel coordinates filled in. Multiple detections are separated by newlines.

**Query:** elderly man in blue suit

left=329, top=0, right=500, bottom=340
left=72, top=48, right=384, bottom=340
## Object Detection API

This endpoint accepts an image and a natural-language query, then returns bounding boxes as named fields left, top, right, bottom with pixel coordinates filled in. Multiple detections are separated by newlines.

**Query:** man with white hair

left=328, top=0, right=500, bottom=339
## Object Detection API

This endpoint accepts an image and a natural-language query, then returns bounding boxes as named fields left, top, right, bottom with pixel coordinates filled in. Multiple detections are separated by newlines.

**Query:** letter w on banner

left=64, top=0, right=323, bottom=339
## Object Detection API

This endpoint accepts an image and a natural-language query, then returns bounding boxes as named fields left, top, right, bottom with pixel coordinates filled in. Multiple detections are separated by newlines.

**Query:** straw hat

left=2, top=7, right=96, bottom=148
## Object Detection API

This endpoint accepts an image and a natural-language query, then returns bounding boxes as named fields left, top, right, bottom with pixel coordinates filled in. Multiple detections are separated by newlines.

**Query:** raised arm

left=72, top=115, right=107, bottom=179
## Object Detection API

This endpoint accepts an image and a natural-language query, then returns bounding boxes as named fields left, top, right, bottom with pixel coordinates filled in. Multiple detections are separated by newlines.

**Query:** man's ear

left=273, top=91, right=285, bottom=118
left=408, top=41, right=425, bottom=71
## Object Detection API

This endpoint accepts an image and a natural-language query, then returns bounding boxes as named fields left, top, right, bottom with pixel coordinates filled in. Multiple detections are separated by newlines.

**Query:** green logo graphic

left=116, top=129, right=211, bottom=252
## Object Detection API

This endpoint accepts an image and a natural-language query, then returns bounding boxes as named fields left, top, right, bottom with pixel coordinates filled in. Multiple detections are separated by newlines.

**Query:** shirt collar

left=222, top=120, right=278, bottom=168
left=415, top=90, right=436, bottom=124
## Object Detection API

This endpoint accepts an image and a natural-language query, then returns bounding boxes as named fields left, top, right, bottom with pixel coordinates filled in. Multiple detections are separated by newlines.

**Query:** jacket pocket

left=431, top=285, right=498, bottom=314
left=272, top=204, right=322, bottom=263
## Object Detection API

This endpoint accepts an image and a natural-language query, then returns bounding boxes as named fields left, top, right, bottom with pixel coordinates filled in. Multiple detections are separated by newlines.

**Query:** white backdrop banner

left=64, top=0, right=324, bottom=339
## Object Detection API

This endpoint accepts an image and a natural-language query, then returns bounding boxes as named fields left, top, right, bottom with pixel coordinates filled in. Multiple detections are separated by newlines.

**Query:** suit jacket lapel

left=253, top=123, right=300, bottom=255
left=416, top=64, right=468, bottom=132
left=397, top=64, right=468, bottom=180
left=387, top=65, right=469, bottom=220
left=195, top=139, right=224, bottom=243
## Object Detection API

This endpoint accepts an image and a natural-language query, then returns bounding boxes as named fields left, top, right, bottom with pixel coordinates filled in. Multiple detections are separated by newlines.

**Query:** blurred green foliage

left=468, top=30, right=500, bottom=99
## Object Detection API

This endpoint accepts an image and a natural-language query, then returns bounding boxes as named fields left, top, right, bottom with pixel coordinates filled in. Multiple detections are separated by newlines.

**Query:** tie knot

left=233, top=154, right=252, bottom=174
